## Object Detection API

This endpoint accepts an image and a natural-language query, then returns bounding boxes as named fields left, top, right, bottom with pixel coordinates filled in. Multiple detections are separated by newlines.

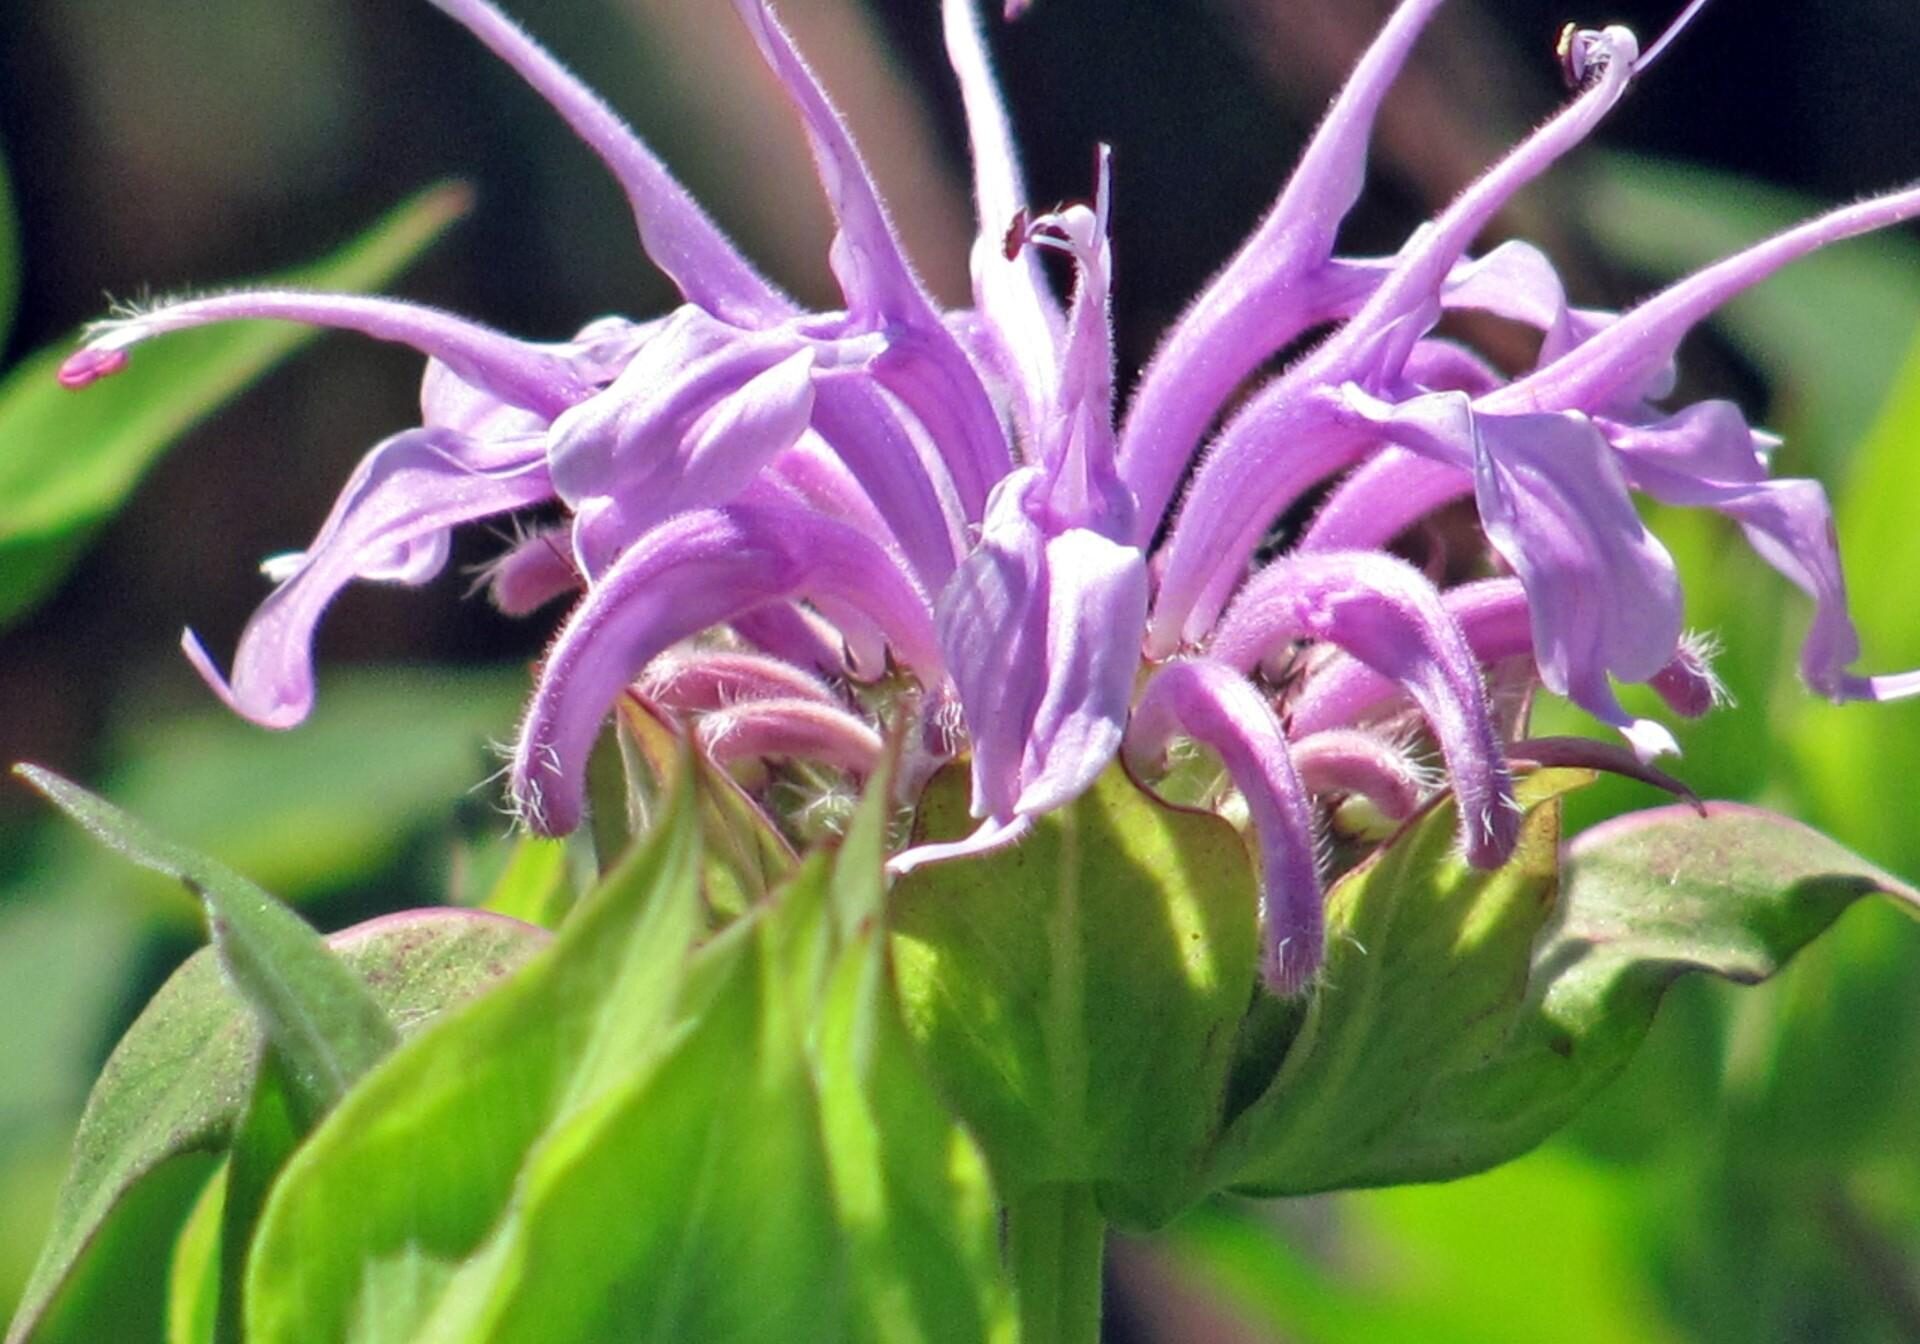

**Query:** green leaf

left=166, top=1170, right=223, bottom=1344
left=406, top=911, right=845, bottom=1344
left=5, top=909, right=543, bottom=1344
left=891, top=764, right=1258, bottom=1229
left=0, top=147, right=20, bottom=347
left=475, top=837, right=575, bottom=930
left=214, top=1059, right=303, bottom=1344
left=0, top=182, right=468, bottom=628
left=240, top=766, right=709, bottom=1343
left=1220, top=776, right=1919, bottom=1196
left=410, top=771, right=1003, bottom=1344
left=244, top=756, right=1004, bottom=1344
left=807, top=774, right=1008, bottom=1344
left=12, top=1157, right=218, bottom=1344
left=14, top=768, right=398, bottom=1122
left=0, top=665, right=523, bottom=1247
left=1217, top=770, right=1588, bottom=1195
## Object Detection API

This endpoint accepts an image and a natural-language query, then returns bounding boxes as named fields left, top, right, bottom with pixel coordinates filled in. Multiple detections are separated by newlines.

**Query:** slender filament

left=1636, top=0, right=1719, bottom=74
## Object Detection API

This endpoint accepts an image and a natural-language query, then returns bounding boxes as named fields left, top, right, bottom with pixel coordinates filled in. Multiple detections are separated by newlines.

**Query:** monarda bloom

left=60, top=0, right=1920, bottom=995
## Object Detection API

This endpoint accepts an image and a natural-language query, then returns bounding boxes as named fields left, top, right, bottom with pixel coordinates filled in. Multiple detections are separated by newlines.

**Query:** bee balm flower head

left=61, top=0, right=1920, bottom=994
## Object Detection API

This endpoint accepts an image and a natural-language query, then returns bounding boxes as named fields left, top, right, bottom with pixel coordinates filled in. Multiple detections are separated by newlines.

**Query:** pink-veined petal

left=511, top=504, right=939, bottom=833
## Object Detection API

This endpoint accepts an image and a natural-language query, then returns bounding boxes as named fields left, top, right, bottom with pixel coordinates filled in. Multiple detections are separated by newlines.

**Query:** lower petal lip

left=511, top=504, right=941, bottom=835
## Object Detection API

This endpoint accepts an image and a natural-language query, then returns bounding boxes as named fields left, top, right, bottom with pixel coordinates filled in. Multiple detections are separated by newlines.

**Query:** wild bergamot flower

left=59, top=0, right=1920, bottom=992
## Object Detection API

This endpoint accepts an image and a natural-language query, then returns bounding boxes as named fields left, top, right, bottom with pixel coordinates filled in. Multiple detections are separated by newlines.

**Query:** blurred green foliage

left=0, top=183, right=467, bottom=630
left=0, top=150, right=19, bottom=349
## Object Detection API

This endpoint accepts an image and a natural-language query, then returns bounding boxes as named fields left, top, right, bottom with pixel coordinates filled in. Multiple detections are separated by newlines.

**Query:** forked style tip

left=57, top=347, right=128, bottom=389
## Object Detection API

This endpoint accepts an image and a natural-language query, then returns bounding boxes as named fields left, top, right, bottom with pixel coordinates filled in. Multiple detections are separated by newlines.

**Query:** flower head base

left=62, top=0, right=1920, bottom=993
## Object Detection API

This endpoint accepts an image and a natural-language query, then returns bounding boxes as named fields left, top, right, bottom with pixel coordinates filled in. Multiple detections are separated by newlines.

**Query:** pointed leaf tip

left=5, top=908, right=544, bottom=1344
left=14, top=765, right=398, bottom=1123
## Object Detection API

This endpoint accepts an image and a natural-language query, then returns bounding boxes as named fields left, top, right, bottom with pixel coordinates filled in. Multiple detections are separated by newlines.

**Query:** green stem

left=1006, top=1184, right=1106, bottom=1344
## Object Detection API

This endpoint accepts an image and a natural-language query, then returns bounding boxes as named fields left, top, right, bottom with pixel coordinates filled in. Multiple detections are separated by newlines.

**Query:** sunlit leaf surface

left=5, top=909, right=542, bottom=1344
left=1223, top=776, right=1918, bottom=1196
left=893, top=764, right=1258, bottom=1230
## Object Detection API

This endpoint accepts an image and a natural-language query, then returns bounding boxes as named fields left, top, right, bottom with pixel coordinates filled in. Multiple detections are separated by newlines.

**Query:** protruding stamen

left=1649, top=632, right=1727, bottom=717
left=1332, top=22, right=1637, bottom=376
left=68, top=290, right=592, bottom=416
left=1002, top=207, right=1032, bottom=262
left=56, top=348, right=129, bottom=389
left=1555, top=23, right=1629, bottom=88
left=1635, top=0, right=1718, bottom=75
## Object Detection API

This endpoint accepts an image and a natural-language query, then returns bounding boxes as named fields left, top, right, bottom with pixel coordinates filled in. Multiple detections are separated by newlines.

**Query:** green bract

left=892, top=764, right=1258, bottom=1229
left=891, top=763, right=1920, bottom=1231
